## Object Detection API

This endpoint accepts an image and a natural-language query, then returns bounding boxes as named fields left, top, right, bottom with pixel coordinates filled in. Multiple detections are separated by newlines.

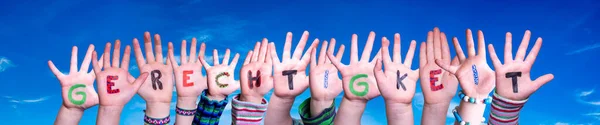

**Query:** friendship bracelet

left=458, top=91, right=492, bottom=104
left=176, top=107, right=196, bottom=116
left=144, top=114, right=170, bottom=125
left=452, top=106, right=486, bottom=125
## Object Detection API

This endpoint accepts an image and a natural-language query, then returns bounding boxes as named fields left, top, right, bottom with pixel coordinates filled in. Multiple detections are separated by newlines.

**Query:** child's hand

left=133, top=32, right=174, bottom=104
left=309, top=38, right=345, bottom=103
left=199, top=47, right=240, bottom=100
left=239, top=39, right=274, bottom=103
left=374, top=34, right=419, bottom=105
left=419, top=28, right=459, bottom=105
left=168, top=39, right=207, bottom=100
left=270, top=31, right=318, bottom=99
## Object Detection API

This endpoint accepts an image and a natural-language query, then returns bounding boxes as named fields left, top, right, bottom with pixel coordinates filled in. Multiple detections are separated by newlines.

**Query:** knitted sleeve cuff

left=489, top=92, right=528, bottom=125
left=193, top=90, right=229, bottom=125
left=231, top=94, right=268, bottom=125
left=298, top=98, right=336, bottom=125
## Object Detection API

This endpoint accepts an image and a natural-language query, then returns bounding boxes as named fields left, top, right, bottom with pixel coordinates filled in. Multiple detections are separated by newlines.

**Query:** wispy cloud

left=566, top=42, right=600, bottom=55
left=576, top=89, right=600, bottom=106
left=0, top=56, right=15, bottom=72
left=7, top=96, right=51, bottom=103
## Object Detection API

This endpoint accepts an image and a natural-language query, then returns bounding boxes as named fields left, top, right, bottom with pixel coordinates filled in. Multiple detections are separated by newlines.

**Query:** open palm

left=239, top=39, right=274, bottom=103
left=133, top=32, right=174, bottom=104
left=436, top=29, right=495, bottom=98
left=309, top=38, right=345, bottom=101
left=375, top=34, right=419, bottom=104
left=168, top=38, right=207, bottom=99
left=200, top=47, right=240, bottom=98
left=328, top=32, right=381, bottom=101
left=419, top=28, right=459, bottom=104
left=488, top=30, right=554, bottom=100
left=270, top=31, right=318, bottom=98
left=49, top=45, right=102, bottom=109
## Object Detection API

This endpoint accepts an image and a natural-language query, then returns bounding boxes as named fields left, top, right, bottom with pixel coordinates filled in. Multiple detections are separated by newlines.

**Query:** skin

left=51, top=45, right=103, bottom=125
left=197, top=44, right=241, bottom=101
left=373, top=34, right=418, bottom=125
left=328, top=31, right=381, bottom=125
left=92, top=41, right=149, bottom=125
left=133, top=32, right=174, bottom=119
left=167, top=38, right=208, bottom=125
left=419, top=28, right=460, bottom=125
left=264, top=31, right=318, bottom=125
left=488, top=30, right=554, bottom=101
left=435, top=29, right=496, bottom=124
left=238, top=39, right=274, bottom=104
left=309, top=38, right=345, bottom=116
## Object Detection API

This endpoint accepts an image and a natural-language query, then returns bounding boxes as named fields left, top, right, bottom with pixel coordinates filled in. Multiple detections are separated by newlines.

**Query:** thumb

left=132, top=72, right=149, bottom=92
left=374, top=58, right=385, bottom=77
left=435, top=59, right=458, bottom=74
left=533, top=73, right=554, bottom=89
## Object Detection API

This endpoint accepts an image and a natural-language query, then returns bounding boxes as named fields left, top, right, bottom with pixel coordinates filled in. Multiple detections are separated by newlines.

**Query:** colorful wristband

left=193, top=90, right=229, bottom=125
left=176, top=107, right=196, bottom=116
left=298, top=98, right=336, bottom=125
left=488, top=92, right=528, bottom=125
left=231, top=94, right=268, bottom=125
left=144, top=114, right=170, bottom=125
left=452, top=106, right=486, bottom=125
left=458, top=91, right=492, bottom=104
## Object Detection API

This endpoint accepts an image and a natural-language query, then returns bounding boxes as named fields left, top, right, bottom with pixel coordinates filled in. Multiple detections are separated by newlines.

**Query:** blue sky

left=0, top=0, right=599, bottom=124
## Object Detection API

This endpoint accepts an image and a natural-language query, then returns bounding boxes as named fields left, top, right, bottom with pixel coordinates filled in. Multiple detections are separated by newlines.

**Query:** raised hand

left=435, top=29, right=495, bottom=99
left=488, top=30, right=554, bottom=100
left=199, top=47, right=240, bottom=100
left=328, top=31, right=381, bottom=101
left=419, top=28, right=459, bottom=105
left=49, top=45, right=102, bottom=110
left=93, top=40, right=149, bottom=106
left=309, top=38, right=345, bottom=103
left=374, top=34, right=418, bottom=104
left=270, top=31, right=318, bottom=98
left=133, top=32, right=173, bottom=118
left=239, top=39, right=274, bottom=103
left=168, top=39, right=207, bottom=100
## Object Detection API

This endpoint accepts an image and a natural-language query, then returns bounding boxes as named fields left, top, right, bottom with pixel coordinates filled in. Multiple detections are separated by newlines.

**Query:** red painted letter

left=107, top=76, right=120, bottom=94
left=429, top=69, right=443, bottom=91
left=183, top=70, right=193, bottom=87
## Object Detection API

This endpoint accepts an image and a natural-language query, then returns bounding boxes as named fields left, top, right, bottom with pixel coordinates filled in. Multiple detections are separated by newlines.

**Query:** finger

left=199, top=50, right=211, bottom=69
left=80, top=44, right=95, bottom=73
left=488, top=44, right=502, bottom=69
left=70, top=46, right=78, bottom=74
left=326, top=38, right=337, bottom=64
left=189, top=38, right=198, bottom=63
left=258, top=38, right=269, bottom=62
left=97, top=54, right=104, bottom=72
left=243, top=51, right=253, bottom=65
left=144, top=32, right=156, bottom=63
left=419, top=42, right=427, bottom=68
left=372, top=48, right=382, bottom=63
left=133, top=38, right=146, bottom=67
left=283, top=32, right=293, bottom=60
left=213, top=49, right=220, bottom=65
left=181, top=40, right=188, bottom=65
left=252, top=42, right=260, bottom=62
left=451, top=57, right=460, bottom=65
left=310, top=47, right=317, bottom=69
left=269, top=42, right=281, bottom=64
left=452, top=37, right=466, bottom=63
left=300, top=39, right=318, bottom=67
left=433, top=27, right=442, bottom=60
left=404, top=40, right=417, bottom=67
left=533, top=74, right=554, bottom=89
left=91, top=51, right=102, bottom=74
left=504, top=32, right=514, bottom=64
left=121, top=45, right=131, bottom=70
left=335, top=44, right=345, bottom=61
left=292, top=31, right=309, bottom=60
left=103, top=42, right=111, bottom=69
left=230, top=53, right=240, bottom=68
left=466, top=29, right=476, bottom=57
left=112, top=40, right=121, bottom=68
left=168, top=42, right=179, bottom=69
left=426, top=31, right=434, bottom=62
left=393, top=33, right=401, bottom=63
left=265, top=43, right=273, bottom=64
left=374, top=58, right=384, bottom=77
left=515, top=30, right=531, bottom=61
left=199, top=42, right=207, bottom=66
left=48, top=60, right=64, bottom=78
left=381, top=37, right=392, bottom=65
left=165, top=54, right=172, bottom=68
left=477, top=30, right=487, bottom=56
left=525, top=37, right=543, bottom=64
left=350, top=34, right=359, bottom=63
left=132, top=72, right=149, bottom=93
left=223, top=49, right=231, bottom=65
left=327, top=51, right=345, bottom=72
left=318, top=40, right=328, bottom=65
left=435, top=59, right=458, bottom=74
left=154, top=34, right=164, bottom=63
left=361, top=31, right=376, bottom=62
left=441, top=32, right=451, bottom=62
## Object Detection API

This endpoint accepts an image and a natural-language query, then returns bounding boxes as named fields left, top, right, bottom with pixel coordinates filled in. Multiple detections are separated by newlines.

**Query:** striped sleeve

left=488, top=92, right=528, bottom=125
left=193, top=90, right=229, bottom=125
left=231, top=94, right=268, bottom=125
left=298, top=98, right=336, bottom=125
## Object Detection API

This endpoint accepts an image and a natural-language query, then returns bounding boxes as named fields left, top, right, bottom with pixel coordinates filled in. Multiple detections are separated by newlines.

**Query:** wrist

left=61, top=104, right=85, bottom=116
left=176, top=96, right=198, bottom=109
left=310, top=98, right=334, bottom=116
left=207, top=91, right=227, bottom=101
left=385, top=101, right=412, bottom=114
left=456, top=101, right=487, bottom=123
left=97, top=105, right=124, bottom=125
left=239, top=94, right=264, bottom=104
left=145, top=102, right=171, bottom=118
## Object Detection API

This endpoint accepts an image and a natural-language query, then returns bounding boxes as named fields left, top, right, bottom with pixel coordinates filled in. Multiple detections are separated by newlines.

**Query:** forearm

left=333, top=97, right=366, bottom=125
left=384, top=101, right=414, bottom=125
left=146, top=102, right=172, bottom=118
left=192, top=91, right=229, bottom=125
left=264, top=95, right=294, bottom=125
left=299, top=98, right=336, bottom=125
left=488, top=92, right=527, bottom=125
left=55, top=105, right=84, bottom=125
left=175, top=96, right=197, bottom=125
left=421, top=102, right=450, bottom=125
left=310, top=98, right=334, bottom=116
left=97, top=106, right=124, bottom=125
left=454, top=101, right=486, bottom=125
left=232, top=94, right=268, bottom=125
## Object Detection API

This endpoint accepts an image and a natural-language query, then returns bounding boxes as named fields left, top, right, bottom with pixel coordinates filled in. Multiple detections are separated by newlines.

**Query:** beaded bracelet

left=458, top=91, right=492, bottom=104
left=144, top=114, right=170, bottom=125
left=452, top=106, right=485, bottom=125
left=176, top=107, right=196, bottom=116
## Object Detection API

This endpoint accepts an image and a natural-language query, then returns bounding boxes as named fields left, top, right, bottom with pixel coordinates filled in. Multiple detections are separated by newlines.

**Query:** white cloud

left=0, top=56, right=15, bottom=72
left=3, top=96, right=12, bottom=99
left=580, top=89, right=595, bottom=97
left=7, top=96, right=50, bottom=103
left=576, top=89, right=600, bottom=106
left=555, top=122, right=570, bottom=125
left=413, top=92, right=424, bottom=110
left=566, top=42, right=600, bottom=55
